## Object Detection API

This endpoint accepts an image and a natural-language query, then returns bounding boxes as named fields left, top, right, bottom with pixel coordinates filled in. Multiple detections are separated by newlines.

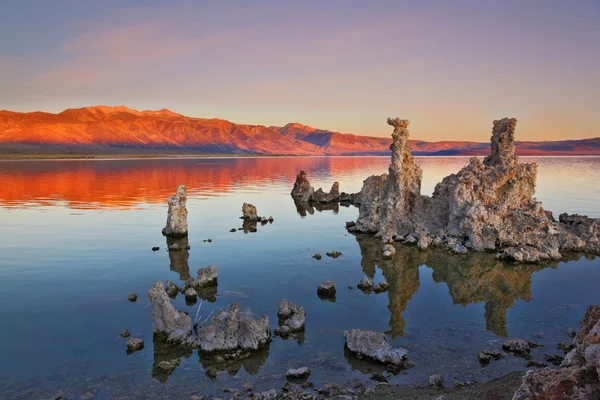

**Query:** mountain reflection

left=0, top=157, right=387, bottom=209
left=352, top=234, right=559, bottom=337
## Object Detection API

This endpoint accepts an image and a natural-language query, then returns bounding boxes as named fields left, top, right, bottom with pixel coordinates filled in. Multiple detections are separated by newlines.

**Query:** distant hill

left=1, top=106, right=599, bottom=156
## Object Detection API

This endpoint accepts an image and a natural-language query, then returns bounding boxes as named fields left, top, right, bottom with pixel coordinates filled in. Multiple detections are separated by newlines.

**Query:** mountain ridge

left=1, top=106, right=599, bottom=156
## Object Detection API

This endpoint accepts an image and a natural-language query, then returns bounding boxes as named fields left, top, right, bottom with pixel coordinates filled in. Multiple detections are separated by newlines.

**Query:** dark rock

left=371, top=372, right=387, bottom=383
left=126, top=337, right=144, bottom=353
left=317, top=280, right=336, bottom=297
left=165, top=280, right=180, bottom=298
left=152, top=246, right=160, bottom=251
left=373, top=281, right=390, bottom=293
left=357, top=277, right=374, bottom=292
left=346, top=221, right=356, bottom=228
left=567, top=328, right=577, bottom=338
left=545, top=354, right=565, bottom=366
left=429, top=374, right=444, bottom=389
left=526, top=360, right=547, bottom=368
left=277, top=299, right=306, bottom=332
left=478, top=350, right=503, bottom=364
left=558, top=341, right=576, bottom=353
left=312, top=253, right=322, bottom=260
left=502, top=338, right=532, bottom=356
left=241, top=202, right=259, bottom=221
left=286, top=367, right=311, bottom=380
left=120, top=329, right=130, bottom=338
left=326, top=250, right=342, bottom=258
left=128, top=293, right=138, bottom=302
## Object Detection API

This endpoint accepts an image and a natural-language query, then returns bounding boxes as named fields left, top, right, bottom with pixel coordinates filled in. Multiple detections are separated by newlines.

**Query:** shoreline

left=1, top=153, right=600, bottom=161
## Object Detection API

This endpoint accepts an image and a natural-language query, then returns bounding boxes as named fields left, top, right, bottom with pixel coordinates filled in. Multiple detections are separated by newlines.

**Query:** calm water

left=0, top=156, right=599, bottom=399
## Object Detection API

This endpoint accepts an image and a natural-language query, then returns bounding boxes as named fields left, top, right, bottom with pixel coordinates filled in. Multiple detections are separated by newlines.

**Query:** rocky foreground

left=342, top=117, right=600, bottom=262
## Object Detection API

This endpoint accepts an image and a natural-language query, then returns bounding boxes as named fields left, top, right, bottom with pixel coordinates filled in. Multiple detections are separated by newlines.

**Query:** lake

left=0, top=156, right=599, bottom=399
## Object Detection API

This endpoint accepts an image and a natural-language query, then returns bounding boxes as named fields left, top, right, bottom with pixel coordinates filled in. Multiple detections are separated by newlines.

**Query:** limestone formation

left=147, top=280, right=192, bottom=337
left=344, top=329, right=412, bottom=370
left=291, top=170, right=361, bottom=205
left=195, top=303, right=271, bottom=353
left=350, top=117, right=600, bottom=261
left=512, top=304, right=600, bottom=399
left=126, top=337, right=144, bottom=353
left=162, top=185, right=188, bottom=237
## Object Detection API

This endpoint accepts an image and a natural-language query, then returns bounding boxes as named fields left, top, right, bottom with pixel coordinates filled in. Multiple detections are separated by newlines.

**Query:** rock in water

left=502, top=339, right=532, bottom=356
left=126, top=338, right=144, bottom=353
left=353, top=117, right=600, bottom=260
left=162, top=185, right=188, bottom=237
left=513, top=304, right=600, bottom=398
left=277, top=299, right=306, bottom=332
left=291, top=170, right=314, bottom=202
left=286, top=367, right=311, bottom=379
left=344, top=329, right=412, bottom=370
left=317, top=281, right=336, bottom=297
left=195, top=266, right=218, bottom=287
left=147, top=280, right=192, bottom=338
left=291, top=170, right=361, bottom=204
left=357, top=277, right=374, bottom=292
left=196, top=303, right=270, bottom=353
left=241, top=202, right=259, bottom=221
left=429, top=374, right=444, bottom=389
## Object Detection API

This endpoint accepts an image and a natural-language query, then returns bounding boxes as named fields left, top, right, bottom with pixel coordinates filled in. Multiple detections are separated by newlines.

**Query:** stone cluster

left=349, top=117, right=600, bottom=261
left=291, top=170, right=361, bottom=204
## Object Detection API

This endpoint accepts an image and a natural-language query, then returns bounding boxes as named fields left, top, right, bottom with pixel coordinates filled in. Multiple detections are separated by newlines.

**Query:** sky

left=0, top=0, right=598, bottom=141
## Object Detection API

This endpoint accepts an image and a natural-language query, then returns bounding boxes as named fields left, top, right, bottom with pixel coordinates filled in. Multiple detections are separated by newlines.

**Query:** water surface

left=0, top=156, right=599, bottom=399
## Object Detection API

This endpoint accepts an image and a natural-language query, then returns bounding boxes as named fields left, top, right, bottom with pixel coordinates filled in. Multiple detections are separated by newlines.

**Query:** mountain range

left=1, top=105, right=599, bottom=156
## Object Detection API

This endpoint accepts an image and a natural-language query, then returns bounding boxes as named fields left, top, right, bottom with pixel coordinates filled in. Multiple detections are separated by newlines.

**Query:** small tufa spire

left=484, top=118, right=517, bottom=166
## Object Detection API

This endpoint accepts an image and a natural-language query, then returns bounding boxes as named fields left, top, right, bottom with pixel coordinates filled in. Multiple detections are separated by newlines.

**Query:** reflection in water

left=0, top=157, right=385, bottom=209
left=166, top=236, right=190, bottom=281
left=294, top=199, right=350, bottom=217
left=152, top=334, right=192, bottom=383
left=198, top=347, right=270, bottom=379
left=352, top=234, right=560, bottom=337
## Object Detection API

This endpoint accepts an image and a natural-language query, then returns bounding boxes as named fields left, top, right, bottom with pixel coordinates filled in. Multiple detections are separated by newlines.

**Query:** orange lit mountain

left=1, top=106, right=599, bottom=156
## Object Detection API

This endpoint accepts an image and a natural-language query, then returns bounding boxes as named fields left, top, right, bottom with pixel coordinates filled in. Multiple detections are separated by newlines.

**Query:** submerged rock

left=241, top=203, right=259, bottom=221
left=286, top=367, right=311, bottom=380
left=196, top=303, right=270, bottom=353
left=120, top=329, right=130, bottom=338
left=147, top=280, right=192, bottom=338
left=344, top=329, right=412, bottom=370
left=126, top=337, right=144, bottom=353
left=352, top=117, right=600, bottom=260
left=162, top=185, right=188, bottom=237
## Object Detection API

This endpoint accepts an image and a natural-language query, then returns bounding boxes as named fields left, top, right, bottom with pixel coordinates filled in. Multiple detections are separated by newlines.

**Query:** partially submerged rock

left=429, top=374, right=444, bottom=389
left=286, top=367, right=311, bottom=380
left=120, top=329, right=130, bottom=338
left=373, top=281, right=390, bottom=293
left=147, top=280, right=192, bottom=339
left=277, top=299, right=306, bottom=332
left=326, top=250, right=342, bottom=258
left=352, top=117, right=600, bottom=260
left=241, top=203, right=259, bottom=221
left=195, top=303, right=271, bottom=354
left=512, top=304, right=600, bottom=398
left=478, top=350, right=503, bottom=364
left=312, top=253, right=322, bottom=260
left=126, top=337, right=144, bottom=353
left=344, top=329, right=412, bottom=371
left=317, top=281, right=336, bottom=297
left=291, top=170, right=361, bottom=205
left=357, top=277, right=374, bottom=292
left=165, top=280, right=180, bottom=298
left=195, top=266, right=218, bottom=287
left=502, top=339, right=534, bottom=357
left=162, top=185, right=188, bottom=237
left=128, top=293, right=138, bottom=302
